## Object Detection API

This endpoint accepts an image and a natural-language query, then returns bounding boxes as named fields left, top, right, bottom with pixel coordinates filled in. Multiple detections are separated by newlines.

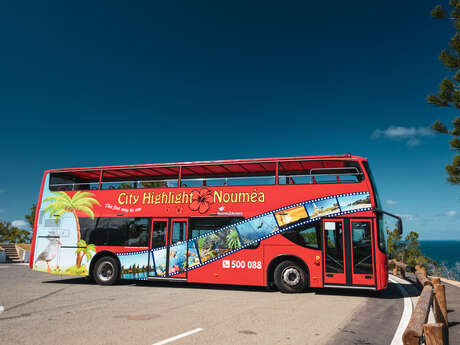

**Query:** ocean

left=419, top=240, right=460, bottom=281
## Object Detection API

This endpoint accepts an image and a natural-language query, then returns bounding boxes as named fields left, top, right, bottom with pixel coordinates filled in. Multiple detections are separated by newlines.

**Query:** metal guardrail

left=391, top=260, right=449, bottom=345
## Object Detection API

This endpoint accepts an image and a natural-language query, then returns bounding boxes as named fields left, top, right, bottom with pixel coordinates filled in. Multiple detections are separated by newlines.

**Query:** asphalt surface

left=0, top=265, right=404, bottom=345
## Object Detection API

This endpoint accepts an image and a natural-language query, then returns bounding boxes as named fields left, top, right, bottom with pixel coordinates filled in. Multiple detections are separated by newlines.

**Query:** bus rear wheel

left=274, top=261, right=306, bottom=293
left=93, top=256, right=119, bottom=285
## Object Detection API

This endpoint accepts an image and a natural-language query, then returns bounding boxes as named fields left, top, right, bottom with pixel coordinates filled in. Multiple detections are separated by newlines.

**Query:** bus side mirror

left=397, top=219, right=403, bottom=235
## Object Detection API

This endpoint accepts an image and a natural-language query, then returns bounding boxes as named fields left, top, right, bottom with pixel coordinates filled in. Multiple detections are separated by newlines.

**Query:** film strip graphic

left=116, top=192, right=372, bottom=279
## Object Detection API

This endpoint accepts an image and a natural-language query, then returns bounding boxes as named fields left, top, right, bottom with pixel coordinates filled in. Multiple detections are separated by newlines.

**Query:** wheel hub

left=283, top=267, right=300, bottom=286
left=98, top=262, right=114, bottom=282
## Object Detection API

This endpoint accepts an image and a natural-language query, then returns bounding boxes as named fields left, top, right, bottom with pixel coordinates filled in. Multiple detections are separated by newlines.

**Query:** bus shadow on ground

left=42, top=277, right=417, bottom=297
left=312, top=281, right=420, bottom=299
left=42, top=277, right=274, bottom=292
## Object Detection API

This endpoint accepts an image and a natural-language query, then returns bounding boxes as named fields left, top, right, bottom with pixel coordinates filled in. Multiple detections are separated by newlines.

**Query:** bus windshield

left=362, top=161, right=381, bottom=209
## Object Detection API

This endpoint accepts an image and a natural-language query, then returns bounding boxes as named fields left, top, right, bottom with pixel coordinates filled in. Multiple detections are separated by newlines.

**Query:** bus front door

left=350, top=220, right=374, bottom=286
left=322, top=219, right=346, bottom=285
left=322, top=218, right=375, bottom=287
left=148, top=218, right=188, bottom=279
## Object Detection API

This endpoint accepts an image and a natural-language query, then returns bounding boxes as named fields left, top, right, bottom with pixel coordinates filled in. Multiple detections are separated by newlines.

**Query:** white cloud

left=396, top=213, right=415, bottom=221
left=407, top=137, right=421, bottom=147
left=371, top=126, right=433, bottom=146
left=444, top=210, right=457, bottom=217
left=12, top=220, right=27, bottom=228
left=386, top=200, right=399, bottom=205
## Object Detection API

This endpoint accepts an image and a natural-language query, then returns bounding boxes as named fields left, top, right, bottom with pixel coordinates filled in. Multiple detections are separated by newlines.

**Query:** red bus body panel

left=30, top=155, right=389, bottom=291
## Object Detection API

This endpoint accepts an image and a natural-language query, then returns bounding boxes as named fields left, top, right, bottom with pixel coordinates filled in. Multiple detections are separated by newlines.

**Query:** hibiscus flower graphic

left=190, top=188, right=213, bottom=214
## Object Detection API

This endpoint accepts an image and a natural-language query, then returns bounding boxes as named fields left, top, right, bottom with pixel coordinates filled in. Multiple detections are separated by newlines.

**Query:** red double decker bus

left=30, top=155, right=401, bottom=292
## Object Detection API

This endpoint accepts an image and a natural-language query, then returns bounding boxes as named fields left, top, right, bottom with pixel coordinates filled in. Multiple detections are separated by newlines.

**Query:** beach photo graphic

left=236, top=214, right=279, bottom=244
left=274, top=205, right=309, bottom=227
left=305, top=197, right=340, bottom=219
left=337, top=193, right=371, bottom=211
left=119, top=252, right=149, bottom=279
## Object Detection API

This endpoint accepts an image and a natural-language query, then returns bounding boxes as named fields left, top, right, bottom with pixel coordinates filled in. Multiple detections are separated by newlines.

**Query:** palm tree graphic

left=43, top=191, right=100, bottom=268
left=76, top=240, right=96, bottom=267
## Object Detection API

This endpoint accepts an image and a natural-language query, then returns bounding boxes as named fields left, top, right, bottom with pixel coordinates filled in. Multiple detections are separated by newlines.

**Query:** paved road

left=0, top=265, right=404, bottom=345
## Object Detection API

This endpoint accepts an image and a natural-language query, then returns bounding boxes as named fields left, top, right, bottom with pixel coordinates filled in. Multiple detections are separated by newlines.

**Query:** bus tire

left=93, top=256, right=119, bottom=285
left=274, top=260, right=306, bottom=293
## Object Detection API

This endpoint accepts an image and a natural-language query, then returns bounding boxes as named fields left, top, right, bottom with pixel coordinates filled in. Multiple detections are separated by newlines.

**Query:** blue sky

left=0, top=1, right=458, bottom=240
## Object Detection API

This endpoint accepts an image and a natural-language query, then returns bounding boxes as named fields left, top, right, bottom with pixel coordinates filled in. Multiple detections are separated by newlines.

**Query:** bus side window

left=189, top=217, right=244, bottom=238
left=281, top=221, right=320, bottom=249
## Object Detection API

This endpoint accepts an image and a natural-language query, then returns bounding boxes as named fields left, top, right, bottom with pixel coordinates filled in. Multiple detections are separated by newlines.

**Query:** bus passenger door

left=148, top=219, right=168, bottom=277
left=350, top=220, right=375, bottom=286
left=167, top=219, right=188, bottom=279
left=322, top=219, right=346, bottom=285
left=149, top=218, right=188, bottom=279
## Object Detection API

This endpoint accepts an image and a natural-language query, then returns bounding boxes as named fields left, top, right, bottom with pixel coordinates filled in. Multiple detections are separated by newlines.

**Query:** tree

left=25, top=204, right=36, bottom=229
left=387, top=227, right=404, bottom=259
left=42, top=191, right=100, bottom=268
left=387, top=227, right=437, bottom=270
left=0, top=221, right=30, bottom=243
left=427, top=2, right=460, bottom=185
left=431, top=119, right=460, bottom=184
left=403, top=231, right=423, bottom=267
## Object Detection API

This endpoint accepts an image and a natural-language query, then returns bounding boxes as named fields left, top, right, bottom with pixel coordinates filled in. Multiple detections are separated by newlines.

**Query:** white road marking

left=389, top=275, right=413, bottom=345
left=0, top=305, right=4, bottom=313
left=152, top=328, right=203, bottom=345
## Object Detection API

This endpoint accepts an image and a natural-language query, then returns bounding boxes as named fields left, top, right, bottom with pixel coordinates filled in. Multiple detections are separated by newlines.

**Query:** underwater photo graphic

left=169, top=242, right=187, bottom=275
left=305, top=198, right=340, bottom=218
left=274, top=205, right=309, bottom=227
left=337, top=193, right=371, bottom=211
left=153, top=249, right=167, bottom=276
left=187, top=240, right=201, bottom=268
left=197, top=227, right=241, bottom=263
left=236, top=214, right=279, bottom=244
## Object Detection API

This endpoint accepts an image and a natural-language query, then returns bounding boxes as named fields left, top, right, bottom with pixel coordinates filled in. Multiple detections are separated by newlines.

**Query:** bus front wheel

left=93, top=256, right=119, bottom=285
left=274, top=261, right=306, bottom=293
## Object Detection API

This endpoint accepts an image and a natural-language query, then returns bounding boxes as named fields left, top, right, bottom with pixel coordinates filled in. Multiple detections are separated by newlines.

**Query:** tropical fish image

left=186, top=243, right=201, bottom=268
left=156, top=264, right=166, bottom=276
left=188, top=256, right=200, bottom=267
left=170, top=264, right=181, bottom=273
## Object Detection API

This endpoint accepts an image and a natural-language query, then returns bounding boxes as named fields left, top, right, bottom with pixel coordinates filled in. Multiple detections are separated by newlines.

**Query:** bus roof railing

left=46, top=154, right=364, bottom=173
